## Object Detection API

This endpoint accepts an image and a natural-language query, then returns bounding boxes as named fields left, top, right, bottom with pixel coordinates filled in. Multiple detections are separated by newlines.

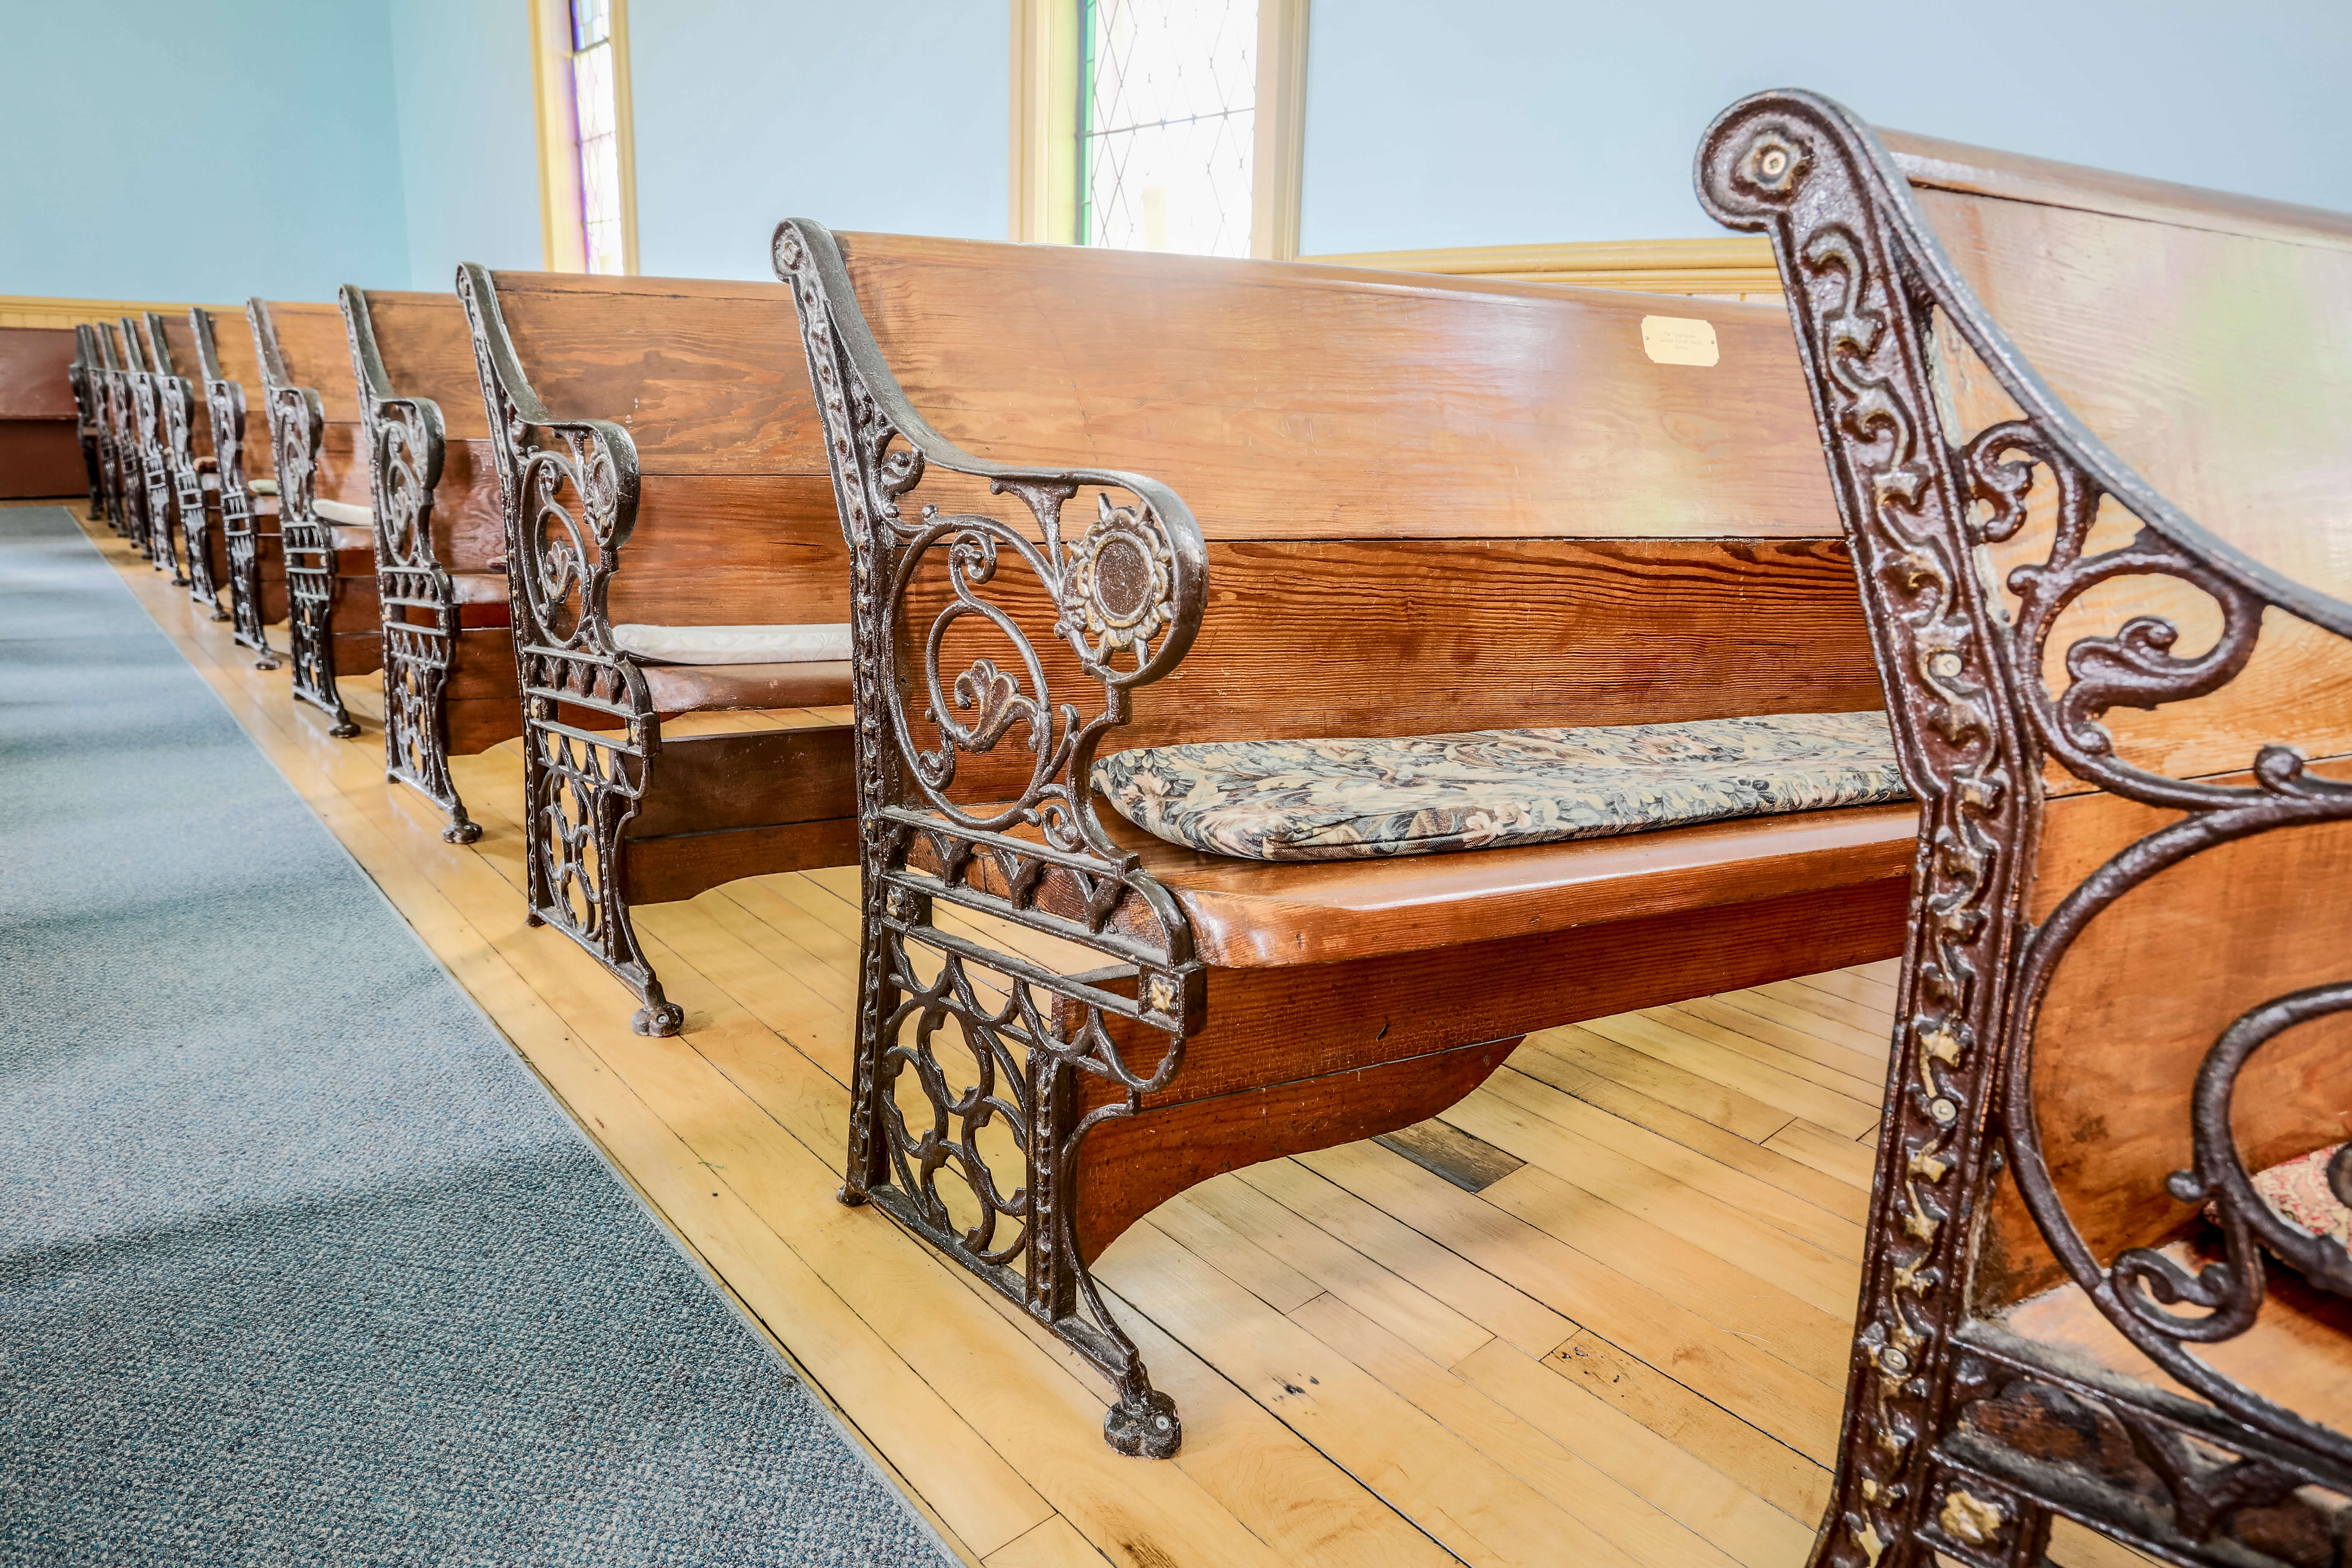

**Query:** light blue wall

left=388, top=0, right=544, bottom=291
left=1299, top=0, right=2352, bottom=254
left=627, top=0, right=1009, bottom=281
left=0, top=0, right=411, bottom=302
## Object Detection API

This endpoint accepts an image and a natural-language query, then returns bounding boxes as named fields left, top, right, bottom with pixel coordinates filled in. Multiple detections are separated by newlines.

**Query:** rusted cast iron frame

left=90, top=326, right=123, bottom=536
left=1701, top=89, right=2352, bottom=1568
left=193, top=308, right=280, bottom=662
left=142, top=312, right=220, bottom=610
left=343, top=288, right=478, bottom=843
left=99, top=324, right=143, bottom=549
left=458, top=262, right=677, bottom=1035
left=777, top=218, right=1209, bottom=1458
left=251, top=300, right=357, bottom=737
left=69, top=327, right=103, bottom=521
left=121, top=318, right=183, bottom=581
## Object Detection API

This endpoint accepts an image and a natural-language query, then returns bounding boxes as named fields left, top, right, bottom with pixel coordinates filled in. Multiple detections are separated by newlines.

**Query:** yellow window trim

left=530, top=0, right=640, bottom=275
left=1010, top=0, right=1310, bottom=260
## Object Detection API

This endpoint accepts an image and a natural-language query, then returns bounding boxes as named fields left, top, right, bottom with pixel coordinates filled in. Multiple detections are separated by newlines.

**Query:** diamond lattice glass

left=1082, top=0, right=1256, bottom=257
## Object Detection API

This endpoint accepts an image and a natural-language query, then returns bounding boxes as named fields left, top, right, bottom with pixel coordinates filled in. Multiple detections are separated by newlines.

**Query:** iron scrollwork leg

left=849, top=879, right=1184, bottom=1458
left=521, top=689, right=678, bottom=1035
left=284, top=516, right=358, bottom=737
left=381, top=571, right=479, bottom=843
left=223, top=496, right=280, bottom=668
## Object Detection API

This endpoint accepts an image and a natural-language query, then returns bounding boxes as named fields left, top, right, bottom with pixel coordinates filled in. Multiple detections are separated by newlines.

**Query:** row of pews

left=72, top=88, right=2352, bottom=1567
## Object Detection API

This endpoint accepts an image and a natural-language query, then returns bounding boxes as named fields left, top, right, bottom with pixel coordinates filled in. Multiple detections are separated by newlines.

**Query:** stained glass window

left=568, top=0, right=625, bottom=275
left=1080, top=0, right=1257, bottom=257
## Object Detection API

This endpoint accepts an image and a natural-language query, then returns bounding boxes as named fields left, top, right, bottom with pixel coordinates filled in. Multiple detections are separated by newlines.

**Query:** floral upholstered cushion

left=1093, top=710, right=1906, bottom=862
left=2250, top=1144, right=2352, bottom=1247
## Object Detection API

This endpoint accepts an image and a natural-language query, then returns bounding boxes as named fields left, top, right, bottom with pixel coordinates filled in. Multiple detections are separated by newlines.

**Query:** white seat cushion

left=247, top=479, right=279, bottom=496
left=314, top=498, right=372, bottom=527
left=611, top=623, right=854, bottom=667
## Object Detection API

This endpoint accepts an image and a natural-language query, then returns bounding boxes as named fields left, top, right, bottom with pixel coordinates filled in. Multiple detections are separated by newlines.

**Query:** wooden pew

left=69, top=326, right=104, bottom=519
left=777, top=222, right=1909, bottom=1454
left=139, top=311, right=228, bottom=614
left=191, top=306, right=289, bottom=663
left=338, top=286, right=522, bottom=842
left=1700, top=90, right=2352, bottom=1568
left=0, top=326, right=89, bottom=500
left=97, top=324, right=148, bottom=552
left=123, top=317, right=189, bottom=584
left=456, top=265, right=858, bottom=1035
left=249, top=298, right=382, bottom=736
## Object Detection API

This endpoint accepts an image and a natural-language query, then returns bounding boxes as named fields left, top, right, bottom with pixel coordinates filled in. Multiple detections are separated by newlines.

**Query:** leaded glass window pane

left=567, top=19, right=623, bottom=274
left=1081, top=0, right=1256, bottom=257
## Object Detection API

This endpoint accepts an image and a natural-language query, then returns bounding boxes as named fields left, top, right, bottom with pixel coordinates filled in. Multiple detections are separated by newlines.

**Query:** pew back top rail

left=1698, top=88, right=2352, bottom=1566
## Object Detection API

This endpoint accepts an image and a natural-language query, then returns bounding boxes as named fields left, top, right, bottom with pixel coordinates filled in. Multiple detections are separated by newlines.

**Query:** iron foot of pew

left=328, top=719, right=361, bottom=740
left=254, top=654, right=281, bottom=671
left=1104, top=1389, right=1182, bottom=1460
left=631, top=997, right=684, bottom=1037
left=440, top=814, right=482, bottom=846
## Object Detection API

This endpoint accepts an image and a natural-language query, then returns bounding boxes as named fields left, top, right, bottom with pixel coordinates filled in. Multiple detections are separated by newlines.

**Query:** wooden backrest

left=0, top=327, right=76, bottom=420
left=343, top=288, right=503, bottom=574
left=1700, top=92, right=2352, bottom=1314
left=190, top=306, right=272, bottom=483
left=250, top=299, right=367, bottom=506
left=472, top=269, right=845, bottom=625
left=840, top=231, right=1837, bottom=542
left=810, top=229, right=1879, bottom=801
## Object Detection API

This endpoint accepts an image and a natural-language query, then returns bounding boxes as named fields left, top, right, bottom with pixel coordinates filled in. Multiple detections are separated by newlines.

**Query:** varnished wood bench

left=139, top=311, right=231, bottom=615
left=250, top=298, right=383, bottom=736
left=123, top=317, right=187, bottom=586
left=456, top=265, right=858, bottom=1035
left=96, top=323, right=150, bottom=555
left=340, top=286, right=522, bottom=843
left=776, top=223, right=1914, bottom=1455
left=1700, top=90, right=2352, bottom=1568
left=191, top=306, right=289, bottom=662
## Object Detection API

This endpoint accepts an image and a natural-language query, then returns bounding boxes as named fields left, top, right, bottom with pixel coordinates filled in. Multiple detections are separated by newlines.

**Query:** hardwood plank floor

left=47, top=501, right=2158, bottom=1567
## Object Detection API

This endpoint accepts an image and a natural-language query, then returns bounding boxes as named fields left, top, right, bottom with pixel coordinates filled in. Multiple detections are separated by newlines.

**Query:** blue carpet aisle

left=0, top=506, right=949, bottom=1566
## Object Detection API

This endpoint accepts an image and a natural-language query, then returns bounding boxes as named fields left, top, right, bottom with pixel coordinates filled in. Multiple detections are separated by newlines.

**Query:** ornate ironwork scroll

left=193, top=309, right=279, bottom=663
left=252, top=301, right=357, bottom=737
left=126, top=320, right=185, bottom=585
left=1699, top=89, right=2352, bottom=1567
left=775, top=219, right=1209, bottom=1457
left=89, top=326, right=126, bottom=535
left=343, top=287, right=477, bottom=843
left=70, top=327, right=103, bottom=521
left=102, top=325, right=146, bottom=552
left=145, top=313, right=221, bottom=614
left=459, top=263, right=675, bottom=1033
